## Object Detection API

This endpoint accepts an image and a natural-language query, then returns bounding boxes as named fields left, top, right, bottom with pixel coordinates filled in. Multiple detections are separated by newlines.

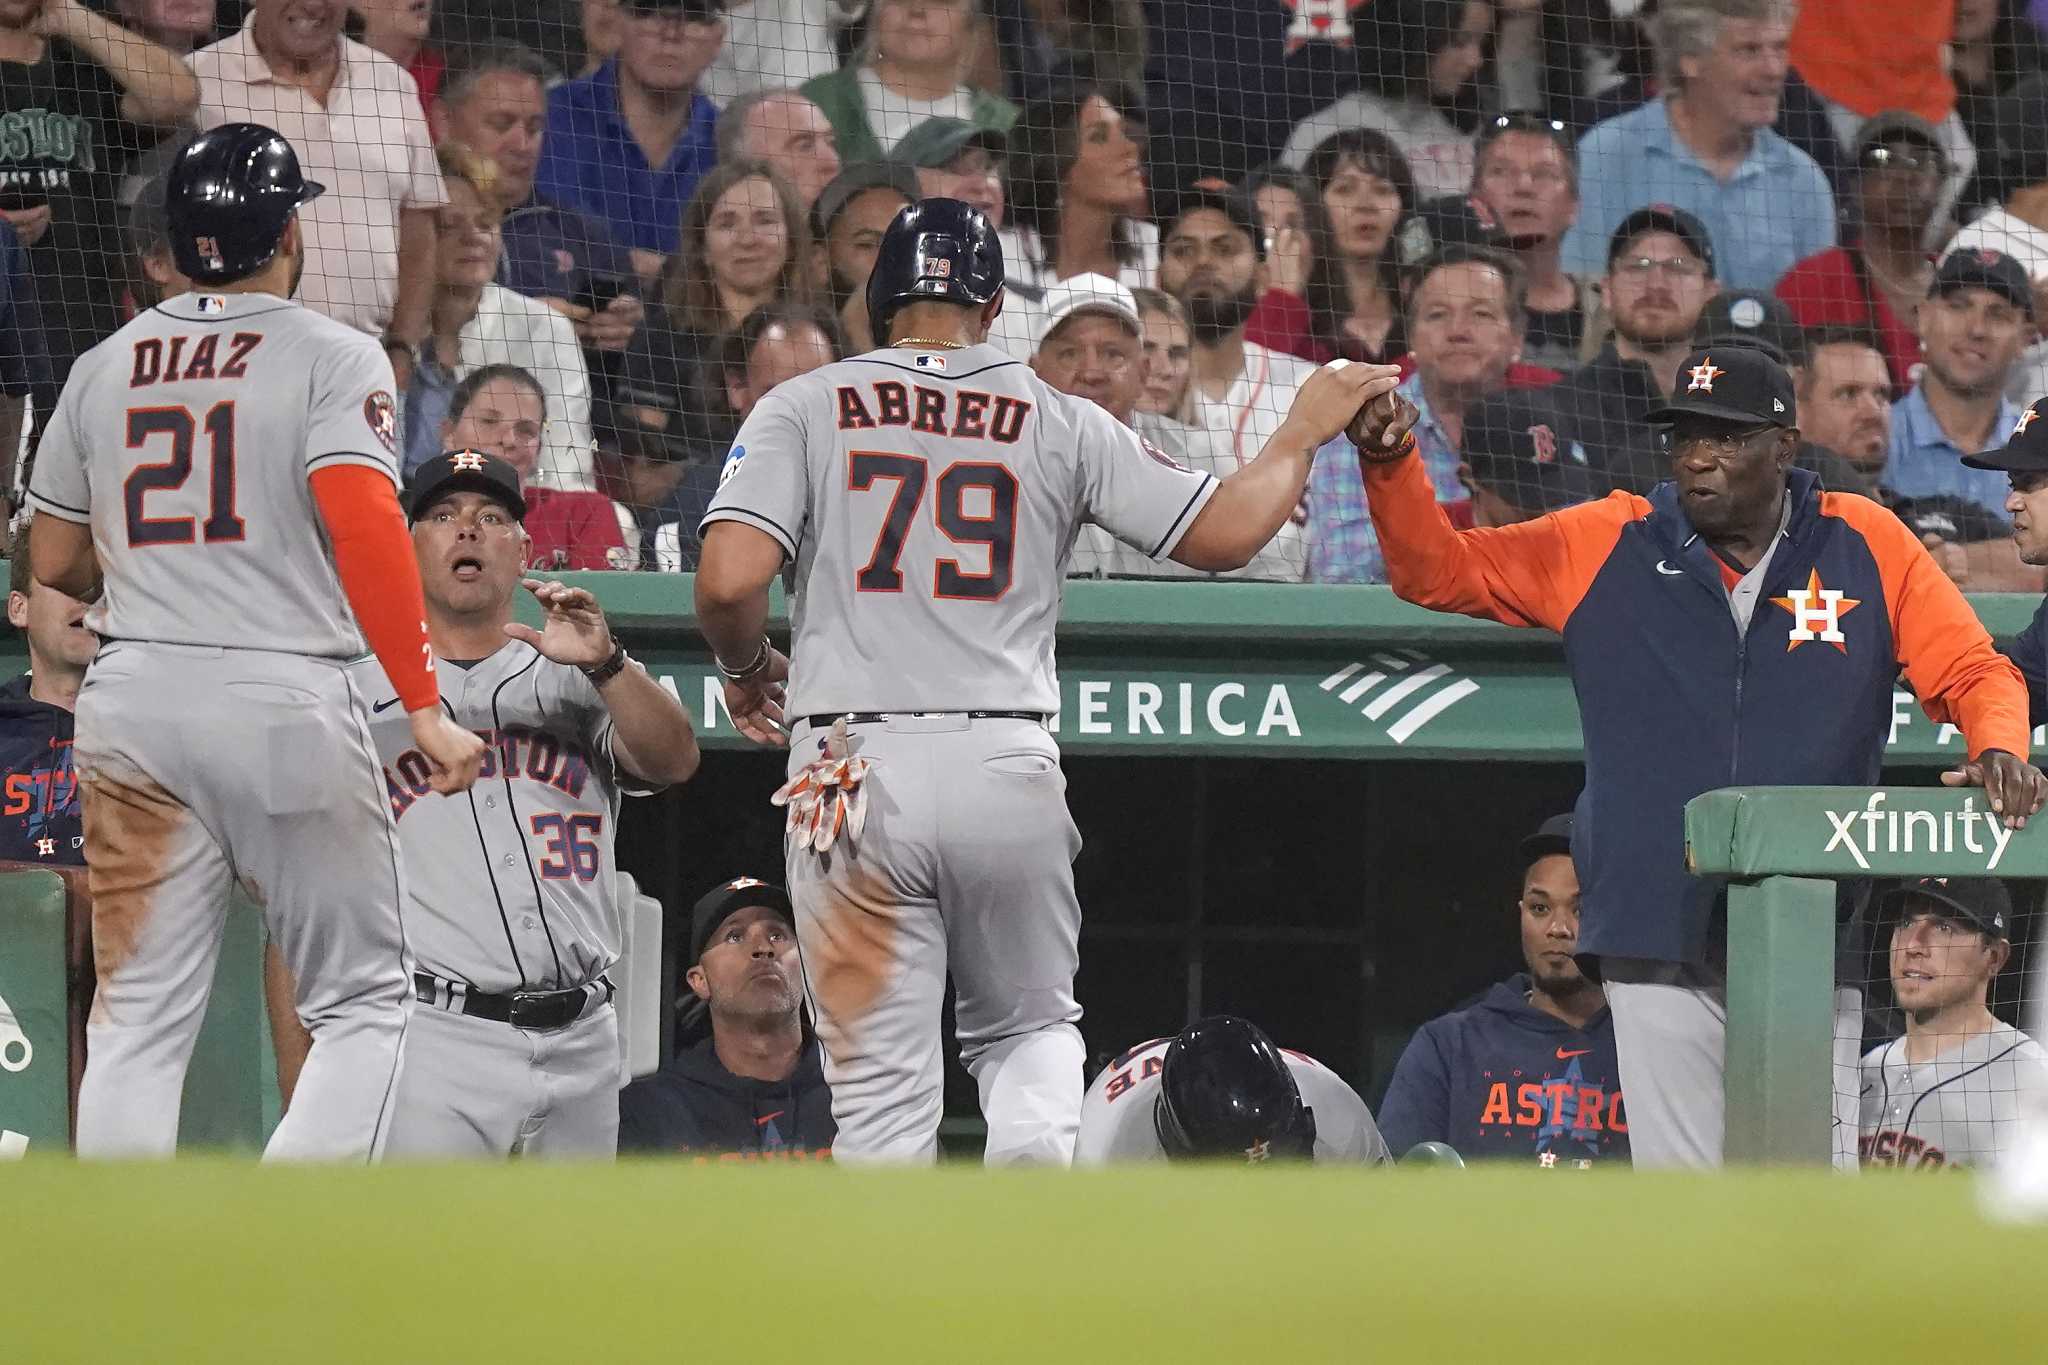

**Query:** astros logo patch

left=363, top=391, right=397, bottom=453
left=1686, top=356, right=1725, bottom=394
left=451, top=450, right=488, bottom=472
left=1770, top=568, right=1860, bottom=653
left=2016, top=408, right=2039, bottom=438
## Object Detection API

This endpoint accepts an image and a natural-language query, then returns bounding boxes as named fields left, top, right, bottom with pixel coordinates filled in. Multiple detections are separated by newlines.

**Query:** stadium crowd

left=6, top=0, right=2048, bottom=1170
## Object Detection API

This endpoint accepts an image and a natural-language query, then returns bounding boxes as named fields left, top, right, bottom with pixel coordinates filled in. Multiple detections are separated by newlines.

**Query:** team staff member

left=1352, top=343, right=2043, bottom=1169
left=1378, top=815, right=1627, bottom=1167
left=617, top=877, right=835, bottom=1159
left=345, top=451, right=695, bottom=1156
left=1973, top=399, right=2048, bottom=719
left=0, top=535, right=92, bottom=865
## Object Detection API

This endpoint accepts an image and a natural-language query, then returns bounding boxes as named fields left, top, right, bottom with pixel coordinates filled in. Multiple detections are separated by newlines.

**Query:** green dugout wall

left=2, top=576, right=2040, bottom=1148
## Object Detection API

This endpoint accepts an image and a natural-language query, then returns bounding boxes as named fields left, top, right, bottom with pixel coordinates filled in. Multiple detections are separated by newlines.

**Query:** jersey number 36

left=848, top=450, right=1016, bottom=601
left=123, top=402, right=246, bottom=547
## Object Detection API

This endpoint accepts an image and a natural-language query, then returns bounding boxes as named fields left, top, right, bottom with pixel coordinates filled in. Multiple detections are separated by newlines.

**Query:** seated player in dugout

left=1074, top=1015, right=1390, bottom=1164
left=1377, top=814, right=1627, bottom=1167
left=1349, top=341, right=2045, bottom=1171
left=617, top=877, right=835, bottom=1160
left=0, top=527, right=93, bottom=866
left=1859, top=877, right=2048, bottom=1170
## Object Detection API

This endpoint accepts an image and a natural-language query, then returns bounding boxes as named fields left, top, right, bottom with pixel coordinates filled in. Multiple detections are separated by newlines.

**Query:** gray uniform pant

left=785, top=714, right=1086, bottom=1166
left=1604, top=957, right=1864, bottom=1170
left=382, top=997, right=621, bottom=1158
left=73, top=642, right=411, bottom=1160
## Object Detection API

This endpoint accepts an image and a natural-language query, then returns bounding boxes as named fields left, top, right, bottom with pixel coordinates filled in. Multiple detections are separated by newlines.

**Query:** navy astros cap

left=689, top=876, right=795, bottom=965
left=1518, top=813, right=1574, bottom=864
left=404, top=449, right=527, bottom=523
left=1933, top=246, right=2036, bottom=321
left=1643, top=346, right=1797, bottom=428
left=1881, top=875, right=2011, bottom=941
left=1962, top=397, right=2048, bottom=474
left=1608, top=203, right=1716, bottom=275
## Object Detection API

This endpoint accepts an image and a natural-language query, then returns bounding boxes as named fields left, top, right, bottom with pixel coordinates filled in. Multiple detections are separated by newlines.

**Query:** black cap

left=1462, top=395, right=1600, bottom=515
left=688, top=876, right=795, bottom=965
left=1518, top=813, right=1573, bottom=864
left=1608, top=203, right=1716, bottom=275
left=1887, top=492, right=2014, bottom=543
left=1160, top=185, right=1266, bottom=261
left=1933, top=246, right=2036, bottom=321
left=1643, top=346, right=1798, bottom=428
left=1962, top=397, right=2048, bottom=473
left=1391, top=194, right=1511, bottom=272
left=1881, top=876, right=2011, bottom=940
left=1694, top=290, right=1807, bottom=368
left=1851, top=110, right=1948, bottom=173
left=404, top=449, right=527, bottom=523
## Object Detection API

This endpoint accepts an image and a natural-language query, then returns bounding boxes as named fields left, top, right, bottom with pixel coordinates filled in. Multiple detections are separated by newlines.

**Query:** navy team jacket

left=0, top=674, right=82, bottom=865
left=1366, top=458, right=2030, bottom=966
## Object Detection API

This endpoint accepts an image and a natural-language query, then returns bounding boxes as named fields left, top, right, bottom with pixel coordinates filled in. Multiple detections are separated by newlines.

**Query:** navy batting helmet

left=1154, top=1015, right=1317, bottom=1162
left=865, top=197, right=1004, bottom=341
left=167, top=123, right=324, bottom=285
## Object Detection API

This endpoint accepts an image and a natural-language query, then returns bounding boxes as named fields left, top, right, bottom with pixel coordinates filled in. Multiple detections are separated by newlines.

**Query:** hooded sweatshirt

left=617, top=1034, right=836, bottom=1161
left=0, top=674, right=82, bottom=865
left=1377, top=974, right=1628, bottom=1166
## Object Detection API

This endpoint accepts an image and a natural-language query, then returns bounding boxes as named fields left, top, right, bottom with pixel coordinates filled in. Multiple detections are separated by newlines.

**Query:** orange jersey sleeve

left=1823, top=491, right=2030, bottom=760
left=1363, top=447, right=1647, bottom=633
left=308, top=465, right=439, bottom=714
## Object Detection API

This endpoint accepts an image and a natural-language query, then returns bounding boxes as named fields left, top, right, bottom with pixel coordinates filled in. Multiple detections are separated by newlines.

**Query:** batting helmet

left=167, top=123, right=324, bottom=285
left=1153, top=1015, right=1317, bottom=1162
left=865, top=197, right=1004, bottom=341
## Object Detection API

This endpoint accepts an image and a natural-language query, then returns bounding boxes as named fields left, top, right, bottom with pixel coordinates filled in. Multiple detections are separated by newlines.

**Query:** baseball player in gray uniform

left=1076, top=1016, right=1391, bottom=1164
left=1860, top=877, right=2048, bottom=1170
left=25, top=124, right=485, bottom=1159
left=693, top=198, right=1397, bottom=1164
left=340, top=450, right=700, bottom=1157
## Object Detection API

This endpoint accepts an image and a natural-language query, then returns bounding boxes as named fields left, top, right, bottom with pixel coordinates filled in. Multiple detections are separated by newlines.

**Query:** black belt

left=414, top=972, right=614, bottom=1032
left=800, top=711, right=1048, bottom=728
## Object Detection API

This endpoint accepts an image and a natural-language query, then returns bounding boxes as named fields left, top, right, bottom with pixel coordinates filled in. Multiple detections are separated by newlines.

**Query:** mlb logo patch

left=195, top=294, right=228, bottom=314
left=914, top=353, right=947, bottom=371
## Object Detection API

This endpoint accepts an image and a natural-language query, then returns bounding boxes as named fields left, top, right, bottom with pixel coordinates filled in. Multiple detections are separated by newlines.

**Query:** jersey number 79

left=848, top=450, right=1016, bottom=600
left=124, top=402, right=246, bottom=546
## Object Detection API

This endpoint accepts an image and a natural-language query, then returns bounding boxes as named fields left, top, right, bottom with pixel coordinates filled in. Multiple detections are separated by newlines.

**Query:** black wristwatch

left=581, top=640, right=630, bottom=686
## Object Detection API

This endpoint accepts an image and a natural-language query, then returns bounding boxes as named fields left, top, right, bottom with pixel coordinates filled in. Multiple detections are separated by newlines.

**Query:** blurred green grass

left=4, top=1163, right=2044, bottom=1363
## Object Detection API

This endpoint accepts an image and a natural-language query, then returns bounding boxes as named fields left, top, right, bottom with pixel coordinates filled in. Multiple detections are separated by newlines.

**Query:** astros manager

left=1351, top=343, right=2046, bottom=1170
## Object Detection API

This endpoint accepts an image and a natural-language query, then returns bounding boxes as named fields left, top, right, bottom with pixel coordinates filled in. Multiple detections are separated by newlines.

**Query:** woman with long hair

left=1282, top=0, right=1493, bottom=198
left=1004, top=79, right=1156, bottom=290
left=617, top=159, right=813, bottom=445
left=1248, top=130, right=1416, bottom=365
left=800, top=0, right=1018, bottom=164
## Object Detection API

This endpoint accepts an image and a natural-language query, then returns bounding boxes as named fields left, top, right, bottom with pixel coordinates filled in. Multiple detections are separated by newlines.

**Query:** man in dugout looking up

left=1351, top=341, right=2045, bottom=1170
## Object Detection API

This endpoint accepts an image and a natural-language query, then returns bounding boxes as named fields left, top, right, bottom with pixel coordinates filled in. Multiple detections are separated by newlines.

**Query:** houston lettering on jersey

left=1859, top=1129, right=1958, bottom=1170
left=384, top=724, right=594, bottom=818
left=836, top=379, right=1030, bottom=443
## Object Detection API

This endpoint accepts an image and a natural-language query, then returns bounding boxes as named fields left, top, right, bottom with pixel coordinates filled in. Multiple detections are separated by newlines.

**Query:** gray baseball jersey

left=701, top=343, right=1219, bottom=714
left=349, top=641, right=645, bottom=995
left=1074, top=1037, right=1392, bottom=1164
left=26, top=291, right=400, bottom=655
left=1859, top=1023, right=2048, bottom=1169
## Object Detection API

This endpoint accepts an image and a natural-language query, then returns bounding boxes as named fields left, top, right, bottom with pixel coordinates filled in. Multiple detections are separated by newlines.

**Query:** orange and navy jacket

left=1366, top=454, right=2030, bottom=965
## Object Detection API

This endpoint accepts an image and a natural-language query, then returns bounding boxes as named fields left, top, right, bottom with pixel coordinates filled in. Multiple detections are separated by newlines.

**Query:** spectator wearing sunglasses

left=1775, top=112, right=1948, bottom=393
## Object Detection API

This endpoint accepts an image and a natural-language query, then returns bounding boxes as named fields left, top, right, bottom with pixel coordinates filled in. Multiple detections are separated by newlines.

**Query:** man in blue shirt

left=533, top=0, right=725, bottom=275
left=1886, top=250, right=2033, bottom=525
left=1560, top=1, right=1835, bottom=290
left=1377, top=815, right=1628, bottom=1167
